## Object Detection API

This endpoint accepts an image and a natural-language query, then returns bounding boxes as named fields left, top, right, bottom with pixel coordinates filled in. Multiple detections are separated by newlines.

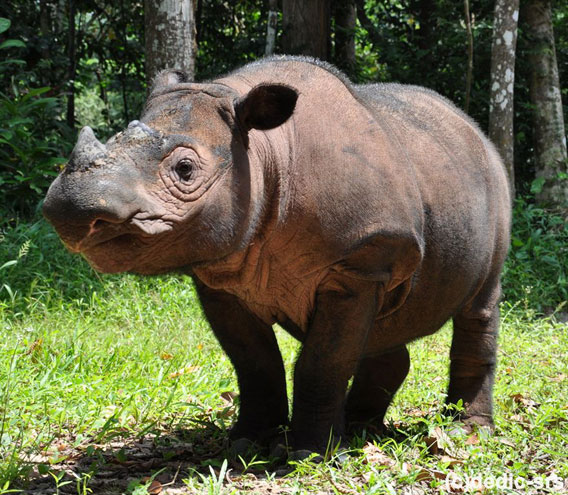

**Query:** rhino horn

left=67, top=126, right=108, bottom=172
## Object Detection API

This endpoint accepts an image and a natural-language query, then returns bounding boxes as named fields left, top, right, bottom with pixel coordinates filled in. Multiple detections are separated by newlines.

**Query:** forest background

left=0, top=0, right=567, bottom=493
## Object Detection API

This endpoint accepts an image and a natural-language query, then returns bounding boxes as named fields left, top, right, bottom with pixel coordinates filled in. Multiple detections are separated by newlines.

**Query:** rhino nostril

left=91, top=218, right=113, bottom=232
left=90, top=210, right=133, bottom=233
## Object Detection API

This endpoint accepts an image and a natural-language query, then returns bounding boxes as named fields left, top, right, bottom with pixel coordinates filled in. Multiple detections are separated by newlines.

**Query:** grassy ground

left=1, top=216, right=567, bottom=494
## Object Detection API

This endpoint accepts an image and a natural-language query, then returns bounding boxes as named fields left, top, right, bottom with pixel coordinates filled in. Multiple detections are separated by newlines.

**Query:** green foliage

left=0, top=17, right=71, bottom=215
left=503, top=195, right=568, bottom=314
left=196, top=0, right=270, bottom=80
left=0, top=1, right=145, bottom=215
left=0, top=87, right=69, bottom=214
left=0, top=217, right=118, bottom=317
left=0, top=19, right=24, bottom=51
left=72, top=0, right=146, bottom=138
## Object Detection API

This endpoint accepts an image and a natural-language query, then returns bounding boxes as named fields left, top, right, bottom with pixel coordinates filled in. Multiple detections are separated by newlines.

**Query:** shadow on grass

left=21, top=423, right=234, bottom=494
left=19, top=411, right=470, bottom=494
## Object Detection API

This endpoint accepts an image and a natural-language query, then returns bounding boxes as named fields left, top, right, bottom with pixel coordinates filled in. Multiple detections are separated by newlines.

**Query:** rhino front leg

left=194, top=280, right=288, bottom=447
left=291, top=275, right=378, bottom=455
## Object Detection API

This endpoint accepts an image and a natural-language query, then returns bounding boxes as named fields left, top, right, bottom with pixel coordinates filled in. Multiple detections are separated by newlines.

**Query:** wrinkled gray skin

left=44, top=56, right=511, bottom=459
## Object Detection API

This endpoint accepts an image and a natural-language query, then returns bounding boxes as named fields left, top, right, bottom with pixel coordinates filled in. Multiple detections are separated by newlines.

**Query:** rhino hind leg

left=345, top=346, right=410, bottom=433
left=447, top=305, right=500, bottom=429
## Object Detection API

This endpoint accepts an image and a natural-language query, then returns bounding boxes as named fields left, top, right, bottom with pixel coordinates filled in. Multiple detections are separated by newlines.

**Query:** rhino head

left=43, top=71, right=297, bottom=274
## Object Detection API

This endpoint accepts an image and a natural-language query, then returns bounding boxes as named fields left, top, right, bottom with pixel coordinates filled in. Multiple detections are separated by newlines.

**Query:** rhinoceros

left=43, top=56, right=511, bottom=458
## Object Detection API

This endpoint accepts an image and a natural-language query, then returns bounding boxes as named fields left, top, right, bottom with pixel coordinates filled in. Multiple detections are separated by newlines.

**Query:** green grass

left=0, top=215, right=567, bottom=494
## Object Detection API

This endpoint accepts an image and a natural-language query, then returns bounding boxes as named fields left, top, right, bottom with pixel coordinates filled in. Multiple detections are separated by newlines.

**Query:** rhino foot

left=229, top=424, right=289, bottom=460
left=288, top=449, right=324, bottom=463
left=228, top=437, right=261, bottom=459
left=462, top=414, right=495, bottom=431
left=346, top=418, right=385, bottom=437
left=280, top=431, right=349, bottom=465
left=287, top=448, right=350, bottom=465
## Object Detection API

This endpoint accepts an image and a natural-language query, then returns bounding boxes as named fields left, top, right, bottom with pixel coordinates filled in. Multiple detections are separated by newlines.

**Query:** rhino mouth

left=79, top=233, right=141, bottom=273
left=83, top=232, right=138, bottom=252
left=66, top=214, right=173, bottom=253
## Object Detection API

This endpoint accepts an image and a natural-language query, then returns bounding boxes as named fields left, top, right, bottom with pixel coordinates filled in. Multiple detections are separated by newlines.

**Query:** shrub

left=502, top=195, right=568, bottom=314
left=0, top=18, right=71, bottom=216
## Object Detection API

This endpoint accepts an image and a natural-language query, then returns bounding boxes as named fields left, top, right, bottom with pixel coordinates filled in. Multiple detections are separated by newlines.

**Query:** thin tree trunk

left=334, top=0, right=356, bottom=73
left=119, top=0, right=130, bottom=123
left=95, top=68, right=110, bottom=129
left=282, top=0, right=330, bottom=60
left=196, top=0, right=202, bottom=42
left=416, top=0, right=435, bottom=73
left=39, top=0, right=51, bottom=58
left=488, top=0, right=519, bottom=196
left=144, top=0, right=197, bottom=88
left=265, top=0, right=278, bottom=55
left=66, top=0, right=76, bottom=129
left=463, top=0, right=474, bottom=114
left=524, top=0, right=568, bottom=206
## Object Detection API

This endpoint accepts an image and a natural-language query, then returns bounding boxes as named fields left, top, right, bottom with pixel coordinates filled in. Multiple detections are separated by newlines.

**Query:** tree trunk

left=265, top=0, right=278, bottom=56
left=463, top=0, right=474, bottom=114
left=488, top=0, right=520, bottom=196
left=39, top=0, right=53, bottom=87
left=144, top=0, right=197, bottom=88
left=282, top=0, right=330, bottom=60
left=66, top=0, right=76, bottom=129
left=334, top=0, right=356, bottom=73
left=119, top=0, right=130, bottom=123
left=415, top=0, right=435, bottom=76
left=39, top=0, right=51, bottom=58
left=524, top=0, right=568, bottom=206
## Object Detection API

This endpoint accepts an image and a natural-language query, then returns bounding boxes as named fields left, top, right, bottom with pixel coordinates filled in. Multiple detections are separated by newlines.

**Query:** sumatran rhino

left=43, top=56, right=511, bottom=459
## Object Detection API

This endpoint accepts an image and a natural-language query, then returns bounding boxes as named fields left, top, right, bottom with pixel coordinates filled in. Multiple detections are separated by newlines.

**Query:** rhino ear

left=234, top=84, right=298, bottom=131
left=151, top=70, right=189, bottom=92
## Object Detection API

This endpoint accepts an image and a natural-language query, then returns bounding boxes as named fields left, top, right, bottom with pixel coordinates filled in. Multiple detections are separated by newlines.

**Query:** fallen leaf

left=497, top=437, right=516, bottom=447
left=439, top=455, right=464, bottom=467
left=101, top=405, right=118, bottom=419
left=406, top=408, right=429, bottom=418
left=160, top=351, right=173, bottom=360
left=415, top=468, right=446, bottom=482
left=465, top=433, right=479, bottom=445
left=361, top=471, right=372, bottom=484
left=510, top=393, right=540, bottom=408
left=362, top=443, right=396, bottom=468
left=141, top=477, right=162, bottom=494
left=424, top=435, right=439, bottom=455
left=424, top=427, right=456, bottom=456
left=550, top=373, right=566, bottom=383
left=220, top=391, right=238, bottom=405
left=168, top=365, right=200, bottom=379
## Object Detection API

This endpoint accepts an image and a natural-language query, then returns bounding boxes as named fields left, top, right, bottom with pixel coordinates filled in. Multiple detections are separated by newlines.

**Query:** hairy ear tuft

left=235, top=84, right=298, bottom=132
left=151, top=70, right=189, bottom=92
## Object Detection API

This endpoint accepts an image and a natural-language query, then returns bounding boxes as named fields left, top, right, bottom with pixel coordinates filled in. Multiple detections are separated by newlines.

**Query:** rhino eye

left=175, top=159, right=194, bottom=182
